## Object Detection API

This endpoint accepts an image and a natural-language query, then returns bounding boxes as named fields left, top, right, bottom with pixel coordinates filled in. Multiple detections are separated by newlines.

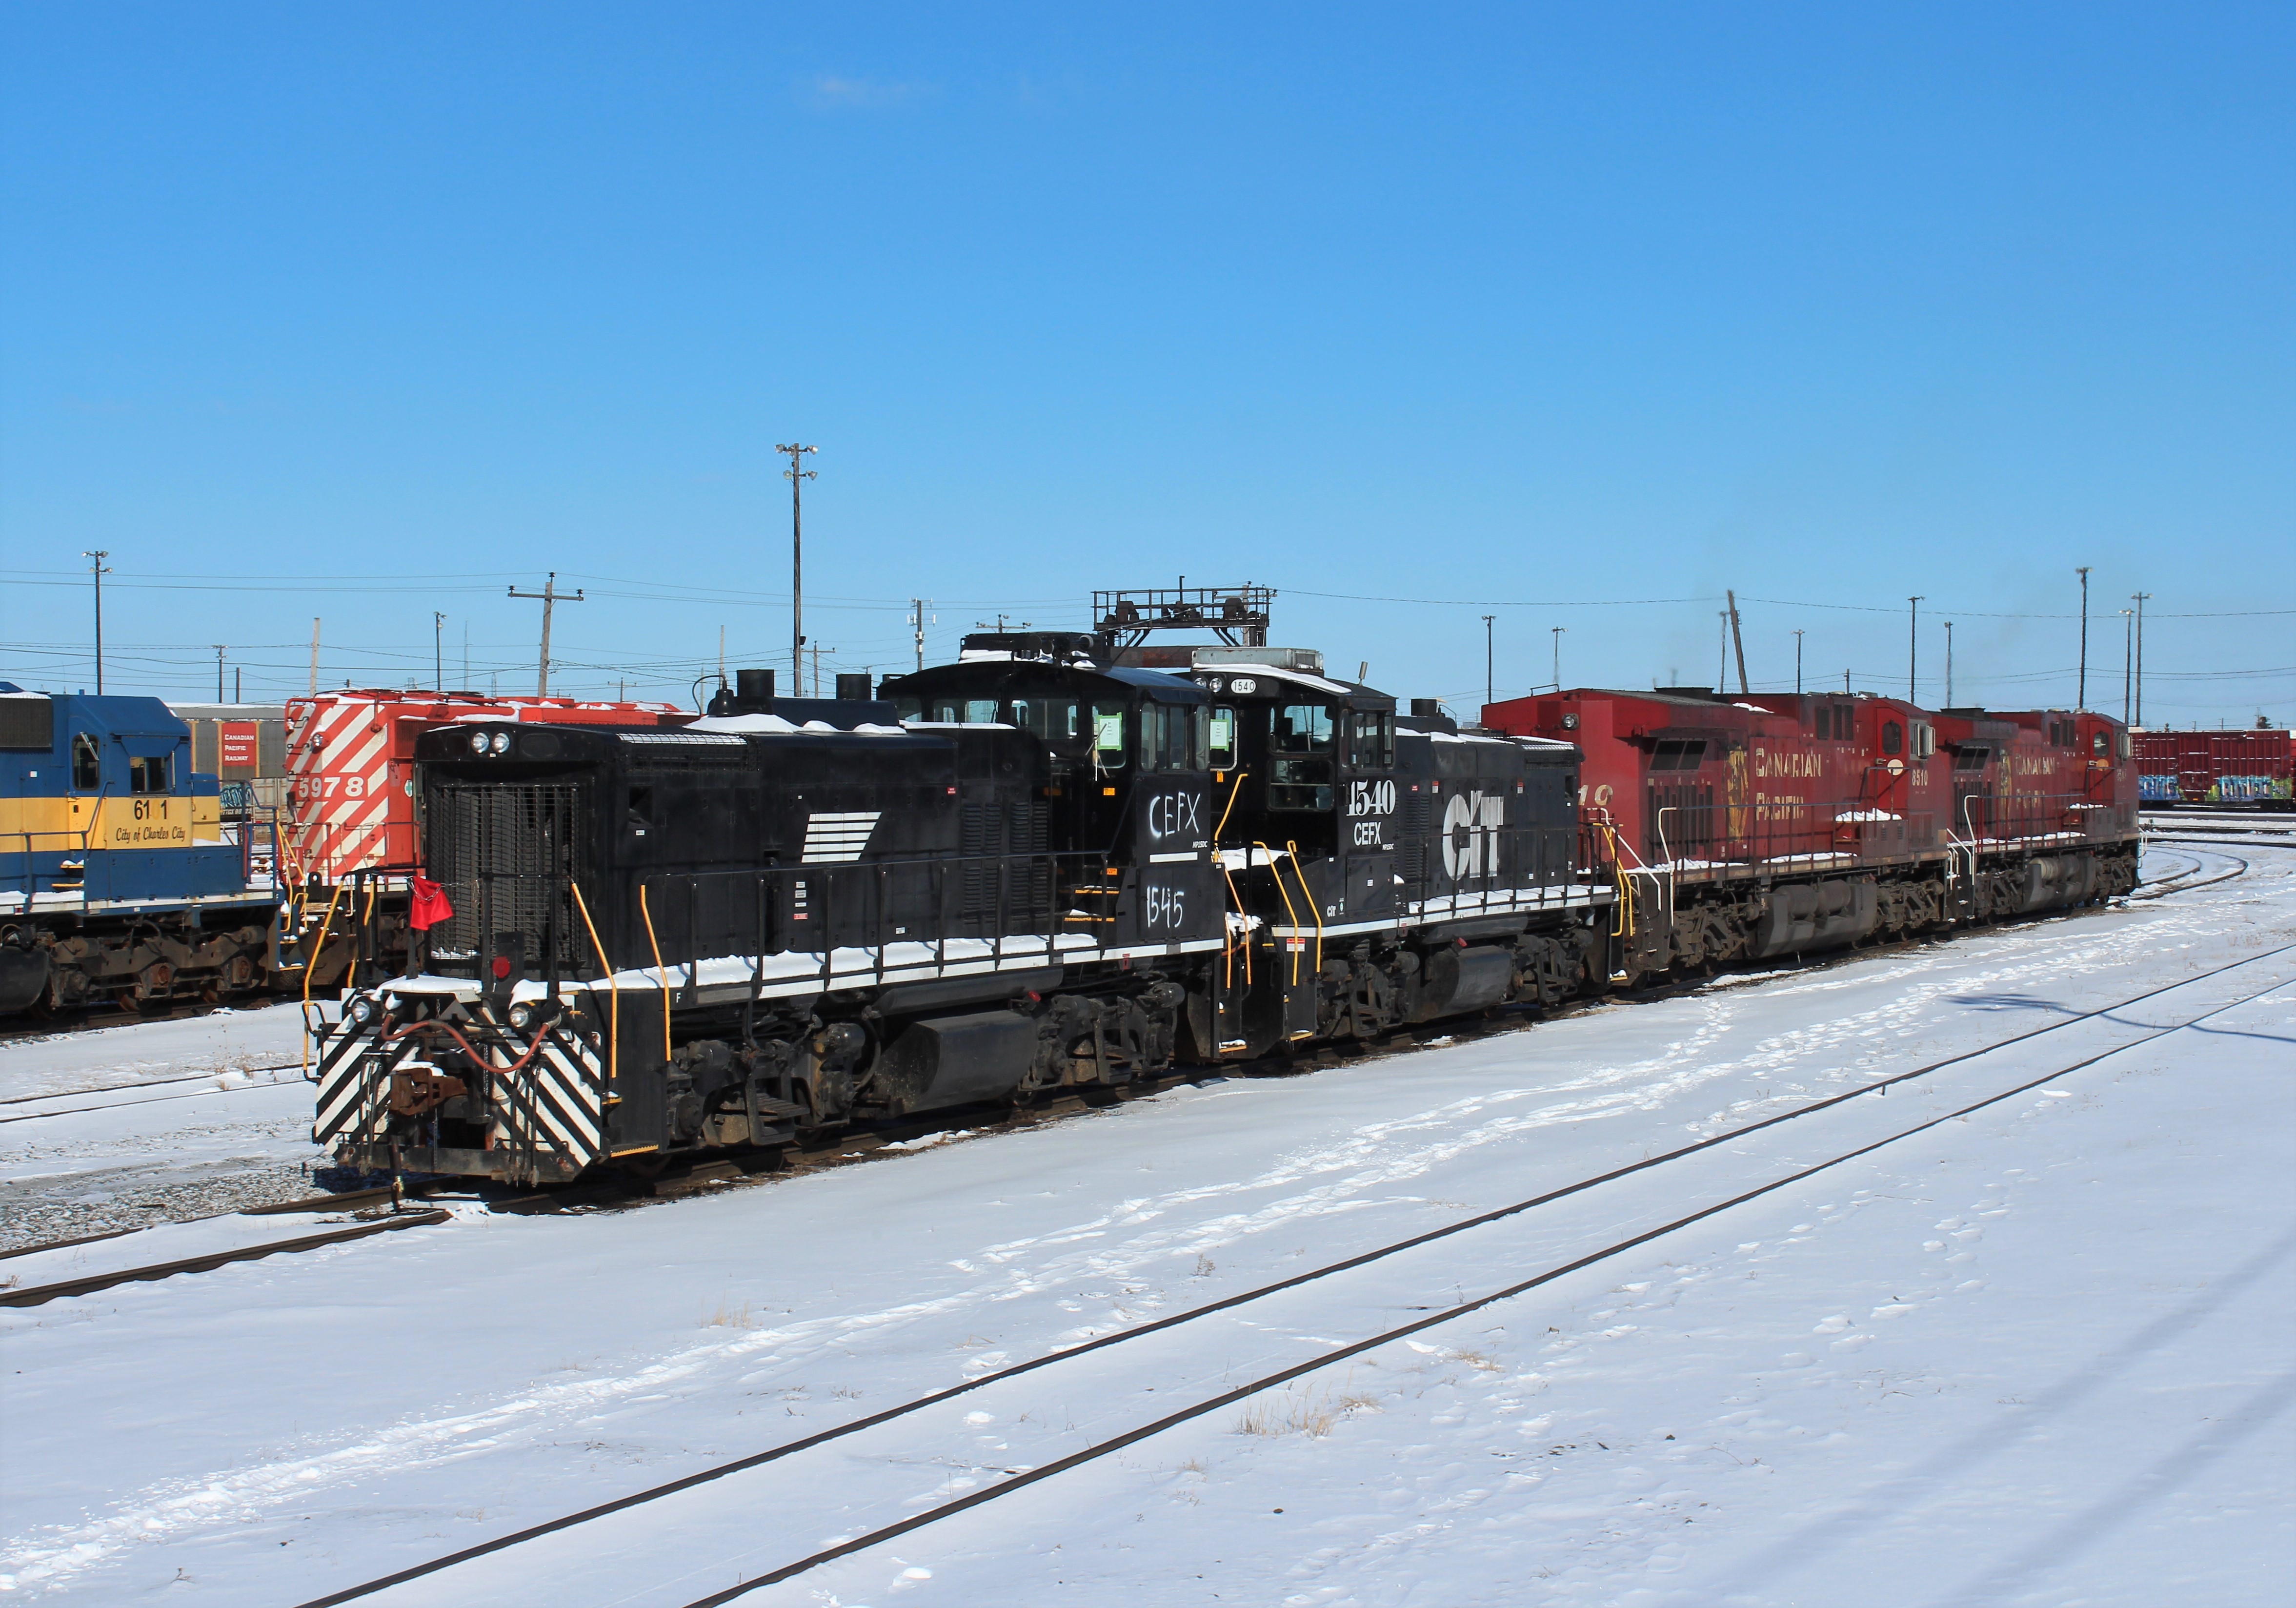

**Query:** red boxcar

left=2133, top=729, right=2294, bottom=809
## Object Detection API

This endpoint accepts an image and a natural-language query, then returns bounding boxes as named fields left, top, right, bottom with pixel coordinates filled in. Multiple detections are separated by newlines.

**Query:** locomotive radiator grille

left=961, top=800, right=1051, bottom=930
left=425, top=781, right=593, bottom=968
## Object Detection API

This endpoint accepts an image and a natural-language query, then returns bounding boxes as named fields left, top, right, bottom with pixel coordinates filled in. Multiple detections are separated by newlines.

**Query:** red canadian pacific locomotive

left=1480, top=688, right=2137, bottom=977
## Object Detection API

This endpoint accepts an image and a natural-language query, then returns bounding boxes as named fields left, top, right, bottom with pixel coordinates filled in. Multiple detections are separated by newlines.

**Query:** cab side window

left=71, top=733, right=101, bottom=791
left=1138, top=703, right=1196, bottom=772
left=1269, top=703, right=1335, bottom=810
left=1348, top=710, right=1394, bottom=770
left=129, top=754, right=171, bottom=794
left=1206, top=706, right=1235, bottom=771
left=1091, top=703, right=1128, bottom=770
left=1882, top=721, right=1904, bottom=757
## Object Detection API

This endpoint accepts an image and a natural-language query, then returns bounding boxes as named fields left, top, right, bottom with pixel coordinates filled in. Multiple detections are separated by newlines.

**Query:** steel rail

left=0, top=1210, right=452, bottom=1309
left=0, top=1072, right=306, bottom=1124
left=2148, top=836, right=2292, bottom=853
left=678, top=965, right=2296, bottom=1606
left=2131, top=849, right=2250, bottom=899
left=290, top=939, right=2296, bottom=1608
left=0, top=1061, right=302, bottom=1106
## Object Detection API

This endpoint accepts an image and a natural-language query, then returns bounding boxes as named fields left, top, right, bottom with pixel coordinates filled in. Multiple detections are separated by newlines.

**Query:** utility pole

left=1944, top=622, right=1954, bottom=707
left=777, top=441, right=817, bottom=686
left=812, top=643, right=830, bottom=699
left=1792, top=630, right=1804, bottom=695
left=1551, top=627, right=1566, bottom=692
left=309, top=618, right=321, bottom=696
left=1482, top=615, right=1494, bottom=706
left=1726, top=590, right=1750, bottom=697
left=81, top=550, right=110, bottom=693
left=214, top=645, right=226, bottom=701
left=912, top=599, right=929, bottom=670
left=508, top=573, right=584, bottom=696
left=234, top=666, right=242, bottom=702
left=433, top=612, right=446, bottom=691
left=2075, top=566, right=2092, bottom=710
left=2132, top=592, right=2151, bottom=726
left=1908, top=597, right=1923, bottom=703
left=2120, top=609, right=2134, bottom=724
left=1718, top=612, right=1730, bottom=691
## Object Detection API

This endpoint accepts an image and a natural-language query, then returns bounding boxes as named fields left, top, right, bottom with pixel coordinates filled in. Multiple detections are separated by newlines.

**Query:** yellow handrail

left=343, top=880, right=378, bottom=994
left=298, top=883, right=347, bottom=1077
left=1254, top=842, right=1307, bottom=988
left=1285, top=839, right=1323, bottom=986
left=1218, top=861, right=1251, bottom=988
left=569, top=881, right=618, bottom=1090
left=1211, top=769, right=1248, bottom=842
left=638, top=883, right=673, bottom=1066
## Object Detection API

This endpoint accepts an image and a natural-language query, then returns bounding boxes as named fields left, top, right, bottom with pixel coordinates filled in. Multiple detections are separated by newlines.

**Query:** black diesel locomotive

left=314, top=647, right=1607, bottom=1185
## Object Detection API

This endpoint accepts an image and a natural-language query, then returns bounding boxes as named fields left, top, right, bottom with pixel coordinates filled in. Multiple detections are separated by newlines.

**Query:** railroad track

left=2, top=860, right=2242, bottom=1280
left=2133, top=846, right=2251, bottom=898
left=0, top=1205, right=452, bottom=1309
left=289, top=941, right=2296, bottom=1608
left=0, top=1063, right=304, bottom=1125
left=2148, top=835, right=2293, bottom=853
left=0, top=996, right=286, bottom=1047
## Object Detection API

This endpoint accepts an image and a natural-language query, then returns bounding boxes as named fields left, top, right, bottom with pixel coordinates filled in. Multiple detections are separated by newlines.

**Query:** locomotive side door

left=1128, top=695, right=1217, bottom=951
left=1339, top=708, right=1398, bottom=924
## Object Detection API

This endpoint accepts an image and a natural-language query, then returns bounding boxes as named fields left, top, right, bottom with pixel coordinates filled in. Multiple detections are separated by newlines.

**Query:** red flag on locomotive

left=408, top=874, right=455, bottom=931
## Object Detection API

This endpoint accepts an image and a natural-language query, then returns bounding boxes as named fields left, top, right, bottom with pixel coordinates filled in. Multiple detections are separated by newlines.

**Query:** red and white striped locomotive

left=281, top=690, right=689, bottom=986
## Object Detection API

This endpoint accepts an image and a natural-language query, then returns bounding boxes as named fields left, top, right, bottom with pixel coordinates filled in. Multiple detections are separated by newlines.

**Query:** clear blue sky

left=3, top=2, right=2289, bottom=725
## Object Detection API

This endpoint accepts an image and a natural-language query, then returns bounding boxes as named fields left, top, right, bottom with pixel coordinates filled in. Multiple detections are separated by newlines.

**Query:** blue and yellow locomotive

left=0, top=683, right=280, bottom=1014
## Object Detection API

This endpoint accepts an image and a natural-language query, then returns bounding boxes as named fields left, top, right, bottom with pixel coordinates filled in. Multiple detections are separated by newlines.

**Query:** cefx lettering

left=1147, top=791, right=1204, bottom=843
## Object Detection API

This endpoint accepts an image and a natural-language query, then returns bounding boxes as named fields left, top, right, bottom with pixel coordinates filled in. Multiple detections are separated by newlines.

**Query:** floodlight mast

left=779, top=443, right=818, bottom=685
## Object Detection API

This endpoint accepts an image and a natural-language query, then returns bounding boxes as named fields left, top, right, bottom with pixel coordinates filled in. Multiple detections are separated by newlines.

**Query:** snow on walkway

left=1, top=845, right=2291, bottom=1604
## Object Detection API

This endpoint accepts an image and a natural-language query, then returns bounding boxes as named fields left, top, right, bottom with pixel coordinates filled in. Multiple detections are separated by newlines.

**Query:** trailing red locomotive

left=1480, top=687, right=2137, bottom=981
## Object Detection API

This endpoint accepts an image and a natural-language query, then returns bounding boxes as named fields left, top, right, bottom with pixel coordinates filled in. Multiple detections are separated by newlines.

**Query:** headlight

left=507, top=1001, right=534, bottom=1032
left=489, top=731, right=512, bottom=755
left=469, top=730, right=490, bottom=754
left=347, top=993, right=380, bottom=1027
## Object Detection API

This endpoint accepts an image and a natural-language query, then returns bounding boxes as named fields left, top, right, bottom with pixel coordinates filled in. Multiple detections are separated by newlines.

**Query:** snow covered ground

left=0, top=1005, right=328, bottom=1250
left=2, top=843, right=2291, bottom=1606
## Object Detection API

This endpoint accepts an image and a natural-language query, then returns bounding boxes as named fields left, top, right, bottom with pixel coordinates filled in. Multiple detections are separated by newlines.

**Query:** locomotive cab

left=878, top=651, right=1218, bottom=951
left=1187, top=654, right=1398, bottom=927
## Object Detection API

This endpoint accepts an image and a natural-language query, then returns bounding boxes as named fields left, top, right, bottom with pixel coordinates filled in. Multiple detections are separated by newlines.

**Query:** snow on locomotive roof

left=1194, top=662, right=1357, bottom=698
left=681, top=714, right=914, bottom=738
